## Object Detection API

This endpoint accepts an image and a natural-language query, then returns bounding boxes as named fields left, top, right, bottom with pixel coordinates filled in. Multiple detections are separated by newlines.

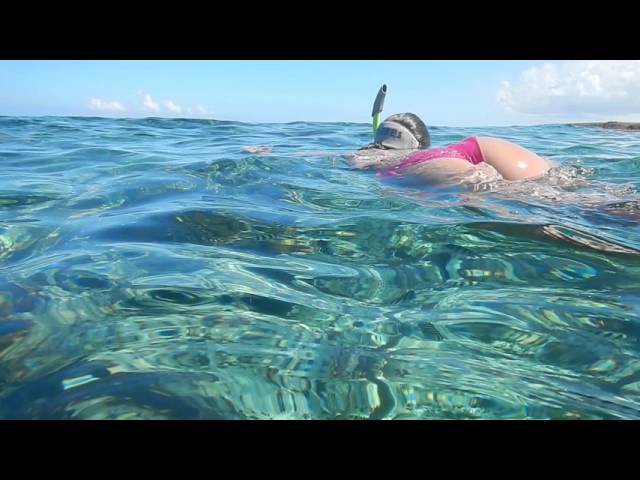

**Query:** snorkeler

left=348, top=85, right=553, bottom=183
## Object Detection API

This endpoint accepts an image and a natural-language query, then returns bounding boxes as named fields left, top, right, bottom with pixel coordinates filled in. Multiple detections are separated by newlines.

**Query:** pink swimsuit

left=378, top=136, right=485, bottom=177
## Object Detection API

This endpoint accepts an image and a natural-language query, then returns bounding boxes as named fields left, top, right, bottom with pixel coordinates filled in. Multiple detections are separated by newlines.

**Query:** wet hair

left=360, top=112, right=430, bottom=150
left=384, top=113, right=430, bottom=149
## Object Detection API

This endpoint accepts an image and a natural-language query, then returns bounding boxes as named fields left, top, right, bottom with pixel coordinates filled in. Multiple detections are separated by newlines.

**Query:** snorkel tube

left=371, top=84, right=387, bottom=139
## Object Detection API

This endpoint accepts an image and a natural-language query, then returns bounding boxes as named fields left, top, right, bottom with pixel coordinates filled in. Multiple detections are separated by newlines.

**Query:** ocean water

left=2, top=116, right=640, bottom=419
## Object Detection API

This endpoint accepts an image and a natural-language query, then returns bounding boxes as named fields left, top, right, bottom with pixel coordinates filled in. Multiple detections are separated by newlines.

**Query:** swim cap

left=374, top=113, right=430, bottom=150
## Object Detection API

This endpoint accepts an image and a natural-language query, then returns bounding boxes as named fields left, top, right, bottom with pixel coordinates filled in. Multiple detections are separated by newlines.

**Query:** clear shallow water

left=2, top=116, right=640, bottom=419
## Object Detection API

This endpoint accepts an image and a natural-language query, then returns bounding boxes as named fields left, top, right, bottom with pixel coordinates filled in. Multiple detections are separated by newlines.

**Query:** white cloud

left=142, top=93, right=160, bottom=113
left=184, top=104, right=210, bottom=117
left=497, top=61, right=640, bottom=117
left=163, top=100, right=182, bottom=114
left=137, top=91, right=211, bottom=117
left=88, top=97, right=126, bottom=113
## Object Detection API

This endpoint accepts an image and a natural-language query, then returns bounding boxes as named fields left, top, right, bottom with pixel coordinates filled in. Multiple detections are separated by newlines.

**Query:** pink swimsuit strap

left=378, top=136, right=485, bottom=177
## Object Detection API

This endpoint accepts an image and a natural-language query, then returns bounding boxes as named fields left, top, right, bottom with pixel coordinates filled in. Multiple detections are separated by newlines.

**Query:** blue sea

left=2, top=116, right=640, bottom=419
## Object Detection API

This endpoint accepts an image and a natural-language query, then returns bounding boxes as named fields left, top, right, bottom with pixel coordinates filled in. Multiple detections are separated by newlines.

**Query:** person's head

left=364, top=113, right=430, bottom=150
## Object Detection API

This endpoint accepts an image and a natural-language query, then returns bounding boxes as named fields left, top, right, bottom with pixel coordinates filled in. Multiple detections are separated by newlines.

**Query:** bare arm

left=345, top=149, right=415, bottom=170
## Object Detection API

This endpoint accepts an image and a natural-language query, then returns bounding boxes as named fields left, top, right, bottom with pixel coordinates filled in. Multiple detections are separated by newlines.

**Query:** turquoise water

left=2, top=116, right=640, bottom=419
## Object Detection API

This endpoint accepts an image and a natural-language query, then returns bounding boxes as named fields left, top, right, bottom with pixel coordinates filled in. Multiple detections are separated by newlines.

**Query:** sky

left=1, top=60, right=640, bottom=126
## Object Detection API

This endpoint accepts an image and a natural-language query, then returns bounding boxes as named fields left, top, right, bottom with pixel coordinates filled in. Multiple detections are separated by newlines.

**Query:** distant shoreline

left=572, top=122, right=640, bottom=131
